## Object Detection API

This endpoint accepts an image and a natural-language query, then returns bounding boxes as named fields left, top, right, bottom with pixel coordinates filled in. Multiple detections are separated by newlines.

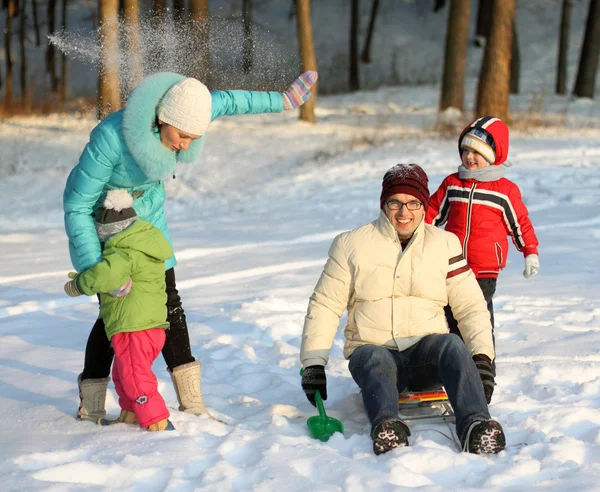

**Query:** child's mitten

left=523, top=254, right=539, bottom=279
left=282, top=71, right=318, bottom=110
left=64, top=272, right=82, bottom=297
left=110, top=277, right=132, bottom=297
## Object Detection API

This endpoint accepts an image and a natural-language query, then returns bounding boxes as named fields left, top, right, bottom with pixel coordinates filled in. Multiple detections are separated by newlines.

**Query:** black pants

left=81, top=268, right=195, bottom=380
left=445, top=277, right=497, bottom=346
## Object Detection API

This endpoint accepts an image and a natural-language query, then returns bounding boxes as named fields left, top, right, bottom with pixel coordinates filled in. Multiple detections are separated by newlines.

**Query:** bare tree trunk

left=476, top=0, right=515, bottom=121
left=152, top=0, right=167, bottom=17
left=242, top=0, right=253, bottom=73
left=556, top=0, right=573, bottom=95
left=510, top=22, right=519, bottom=94
left=173, top=0, right=184, bottom=22
left=123, top=0, right=143, bottom=92
left=573, top=0, right=600, bottom=98
left=19, top=0, right=28, bottom=105
left=349, top=0, right=359, bottom=91
left=296, top=0, right=318, bottom=123
left=46, top=0, right=58, bottom=92
left=475, top=0, right=492, bottom=46
left=98, top=0, right=121, bottom=119
left=32, top=0, right=41, bottom=46
left=4, top=0, right=16, bottom=111
left=439, top=0, right=470, bottom=113
left=59, top=0, right=67, bottom=103
left=361, top=0, right=379, bottom=63
left=189, top=0, right=210, bottom=83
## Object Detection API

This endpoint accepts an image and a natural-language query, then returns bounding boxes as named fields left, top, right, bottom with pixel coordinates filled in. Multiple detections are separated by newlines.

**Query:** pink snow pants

left=111, top=328, right=169, bottom=428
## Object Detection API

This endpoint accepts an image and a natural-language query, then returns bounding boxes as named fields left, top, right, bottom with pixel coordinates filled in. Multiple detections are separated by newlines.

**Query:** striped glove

left=282, top=71, right=318, bottom=110
left=110, top=277, right=132, bottom=297
left=473, top=354, right=495, bottom=404
left=64, top=272, right=82, bottom=297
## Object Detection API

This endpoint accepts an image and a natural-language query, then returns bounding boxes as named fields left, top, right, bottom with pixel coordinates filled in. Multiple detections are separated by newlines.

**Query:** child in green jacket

left=65, top=190, right=174, bottom=431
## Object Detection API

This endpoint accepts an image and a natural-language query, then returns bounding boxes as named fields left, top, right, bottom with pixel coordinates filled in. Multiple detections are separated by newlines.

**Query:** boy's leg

left=162, top=268, right=195, bottom=370
left=405, top=334, right=490, bottom=440
left=112, top=330, right=170, bottom=428
left=477, top=278, right=497, bottom=374
left=348, top=345, right=405, bottom=429
left=111, top=352, right=134, bottom=413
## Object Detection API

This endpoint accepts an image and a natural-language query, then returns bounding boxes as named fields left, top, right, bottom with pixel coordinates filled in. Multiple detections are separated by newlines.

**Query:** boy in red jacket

left=426, top=117, right=539, bottom=383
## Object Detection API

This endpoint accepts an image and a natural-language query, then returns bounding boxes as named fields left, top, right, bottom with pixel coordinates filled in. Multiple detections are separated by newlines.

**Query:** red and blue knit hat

left=380, top=164, right=430, bottom=210
left=459, top=116, right=509, bottom=165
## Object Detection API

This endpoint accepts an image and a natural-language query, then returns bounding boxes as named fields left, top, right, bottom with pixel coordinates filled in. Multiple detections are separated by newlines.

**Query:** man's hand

left=282, top=71, right=318, bottom=110
left=301, top=365, right=327, bottom=407
left=523, top=254, right=539, bottom=279
left=110, top=277, right=132, bottom=297
left=64, top=272, right=82, bottom=297
left=473, top=354, right=495, bottom=404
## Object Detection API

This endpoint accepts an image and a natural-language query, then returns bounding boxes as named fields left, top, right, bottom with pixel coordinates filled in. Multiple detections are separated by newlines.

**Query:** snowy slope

left=1, top=83, right=600, bottom=489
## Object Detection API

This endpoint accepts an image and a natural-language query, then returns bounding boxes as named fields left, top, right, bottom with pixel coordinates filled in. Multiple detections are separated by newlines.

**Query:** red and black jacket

left=425, top=117, right=539, bottom=279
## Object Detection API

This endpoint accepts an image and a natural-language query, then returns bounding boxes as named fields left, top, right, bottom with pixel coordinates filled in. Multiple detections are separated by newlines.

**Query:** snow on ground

left=1, top=86, right=600, bottom=490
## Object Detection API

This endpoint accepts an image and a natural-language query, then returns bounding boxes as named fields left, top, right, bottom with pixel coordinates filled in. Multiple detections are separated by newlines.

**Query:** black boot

left=371, top=418, right=411, bottom=455
left=461, top=420, right=506, bottom=454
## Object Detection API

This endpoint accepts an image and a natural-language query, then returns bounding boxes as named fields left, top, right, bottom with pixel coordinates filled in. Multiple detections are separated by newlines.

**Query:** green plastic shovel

left=307, top=390, right=344, bottom=442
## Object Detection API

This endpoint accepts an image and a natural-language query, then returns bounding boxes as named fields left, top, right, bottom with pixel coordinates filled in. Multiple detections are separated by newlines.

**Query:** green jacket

left=76, top=219, right=173, bottom=340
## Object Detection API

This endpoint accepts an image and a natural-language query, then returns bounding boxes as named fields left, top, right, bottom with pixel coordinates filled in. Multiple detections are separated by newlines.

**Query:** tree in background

left=98, top=0, right=121, bottom=119
left=242, top=0, right=253, bottom=74
left=19, top=0, right=28, bottom=106
left=573, top=0, right=600, bottom=98
left=189, top=0, right=210, bottom=84
left=439, top=0, right=470, bottom=114
left=46, top=0, right=58, bottom=92
left=59, top=0, right=68, bottom=103
left=295, top=0, right=317, bottom=123
left=474, top=0, right=492, bottom=46
left=556, top=0, right=573, bottom=95
left=510, top=23, right=519, bottom=94
left=475, top=0, right=515, bottom=121
left=361, top=0, right=379, bottom=63
left=123, top=0, right=143, bottom=93
left=4, top=0, right=15, bottom=111
left=349, top=0, right=360, bottom=91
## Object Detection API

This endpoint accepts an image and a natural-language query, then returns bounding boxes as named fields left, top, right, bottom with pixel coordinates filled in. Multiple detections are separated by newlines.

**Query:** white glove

left=523, top=254, right=539, bottom=279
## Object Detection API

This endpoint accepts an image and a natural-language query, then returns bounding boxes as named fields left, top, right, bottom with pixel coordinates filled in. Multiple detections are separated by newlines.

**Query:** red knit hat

left=380, top=164, right=430, bottom=210
left=458, top=116, right=509, bottom=165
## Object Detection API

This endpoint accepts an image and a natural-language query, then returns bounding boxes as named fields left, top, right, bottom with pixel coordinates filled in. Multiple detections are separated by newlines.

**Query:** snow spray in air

left=49, top=11, right=299, bottom=96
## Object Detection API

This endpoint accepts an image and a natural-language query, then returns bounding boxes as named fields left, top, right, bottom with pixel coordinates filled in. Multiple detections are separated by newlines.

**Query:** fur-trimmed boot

left=98, top=409, right=138, bottom=426
left=169, top=361, right=207, bottom=414
left=77, top=373, right=110, bottom=422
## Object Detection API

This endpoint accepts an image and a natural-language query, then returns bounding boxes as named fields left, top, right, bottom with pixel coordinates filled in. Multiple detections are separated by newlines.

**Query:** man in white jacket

left=300, top=164, right=505, bottom=455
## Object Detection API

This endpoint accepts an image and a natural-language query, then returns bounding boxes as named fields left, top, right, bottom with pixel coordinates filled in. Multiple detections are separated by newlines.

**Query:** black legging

left=81, top=268, right=195, bottom=380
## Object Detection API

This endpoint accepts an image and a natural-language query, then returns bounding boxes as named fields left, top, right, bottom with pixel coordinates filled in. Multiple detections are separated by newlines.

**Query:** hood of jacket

left=121, top=72, right=206, bottom=180
left=458, top=116, right=509, bottom=166
left=105, top=219, right=173, bottom=262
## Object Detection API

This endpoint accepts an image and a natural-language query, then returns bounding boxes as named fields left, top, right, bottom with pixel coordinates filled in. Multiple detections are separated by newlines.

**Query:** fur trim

left=121, top=72, right=207, bottom=181
left=104, top=189, right=134, bottom=211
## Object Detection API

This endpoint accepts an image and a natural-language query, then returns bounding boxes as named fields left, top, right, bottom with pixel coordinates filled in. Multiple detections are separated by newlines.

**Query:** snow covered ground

left=1, top=85, right=600, bottom=490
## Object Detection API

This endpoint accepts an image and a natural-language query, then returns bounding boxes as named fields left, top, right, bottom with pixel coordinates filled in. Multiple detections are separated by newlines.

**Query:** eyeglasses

left=386, top=200, right=423, bottom=211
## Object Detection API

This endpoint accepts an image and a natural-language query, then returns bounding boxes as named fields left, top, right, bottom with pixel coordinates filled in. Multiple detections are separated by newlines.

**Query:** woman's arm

left=63, top=121, right=121, bottom=272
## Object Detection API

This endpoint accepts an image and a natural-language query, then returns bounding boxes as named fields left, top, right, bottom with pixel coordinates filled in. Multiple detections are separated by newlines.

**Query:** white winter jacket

left=300, top=211, right=495, bottom=368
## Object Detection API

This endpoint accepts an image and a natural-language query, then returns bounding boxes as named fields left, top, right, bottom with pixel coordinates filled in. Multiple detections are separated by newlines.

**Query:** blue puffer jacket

left=64, top=72, right=283, bottom=272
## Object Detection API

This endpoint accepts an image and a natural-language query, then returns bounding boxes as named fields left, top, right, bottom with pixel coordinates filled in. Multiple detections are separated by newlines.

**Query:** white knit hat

left=157, top=78, right=212, bottom=136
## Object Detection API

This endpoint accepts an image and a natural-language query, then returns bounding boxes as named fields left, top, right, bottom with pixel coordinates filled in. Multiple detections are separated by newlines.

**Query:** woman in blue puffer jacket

left=64, top=71, right=318, bottom=423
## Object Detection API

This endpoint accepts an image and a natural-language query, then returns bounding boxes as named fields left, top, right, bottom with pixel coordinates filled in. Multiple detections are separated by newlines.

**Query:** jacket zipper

left=463, top=182, right=477, bottom=260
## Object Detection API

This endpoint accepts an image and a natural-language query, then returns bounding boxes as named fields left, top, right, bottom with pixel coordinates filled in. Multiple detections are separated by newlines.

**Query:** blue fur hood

left=122, top=72, right=206, bottom=180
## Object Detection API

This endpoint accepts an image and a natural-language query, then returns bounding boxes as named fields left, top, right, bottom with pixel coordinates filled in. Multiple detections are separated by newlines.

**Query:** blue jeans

left=348, top=334, right=490, bottom=439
